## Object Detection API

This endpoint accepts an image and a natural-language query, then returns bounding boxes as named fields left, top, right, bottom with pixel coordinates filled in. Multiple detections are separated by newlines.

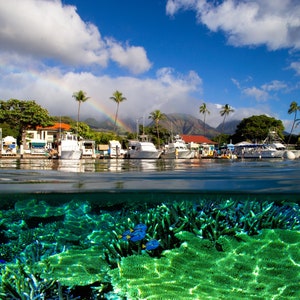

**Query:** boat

left=109, top=140, right=126, bottom=158
left=59, top=132, right=82, bottom=160
left=234, top=130, right=295, bottom=159
left=125, top=140, right=162, bottom=159
left=162, top=135, right=194, bottom=159
left=234, top=143, right=283, bottom=159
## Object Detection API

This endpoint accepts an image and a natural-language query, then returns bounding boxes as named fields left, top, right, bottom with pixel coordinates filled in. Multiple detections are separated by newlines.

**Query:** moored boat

left=162, top=135, right=194, bottom=159
left=125, top=140, right=162, bottom=159
left=59, top=132, right=82, bottom=160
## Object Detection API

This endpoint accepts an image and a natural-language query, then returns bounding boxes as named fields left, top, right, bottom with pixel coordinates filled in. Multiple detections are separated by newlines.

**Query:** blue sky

left=1, top=0, right=300, bottom=133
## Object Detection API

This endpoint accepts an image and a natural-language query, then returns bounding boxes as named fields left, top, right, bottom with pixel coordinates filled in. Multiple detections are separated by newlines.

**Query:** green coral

left=34, top=247, right=110, bottom=287
left=108, top=229, right=300, bottom=300
left=14, top=199, right=65, bottom=218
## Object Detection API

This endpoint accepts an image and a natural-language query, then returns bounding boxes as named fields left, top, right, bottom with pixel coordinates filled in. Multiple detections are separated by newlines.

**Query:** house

left=25, top=123, right=71, bottom=155
left=181, top=135, right=217, bottom=158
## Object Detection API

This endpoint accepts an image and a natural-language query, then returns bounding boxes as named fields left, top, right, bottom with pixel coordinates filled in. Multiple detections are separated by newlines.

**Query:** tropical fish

left=144, top=239, right=160, bottom=250
left=120, top=229, right=133, bottom=241
left=133, top=223, right=147, bottom=232
left=129, top=228, right=146, bottom=242
left=120, top=223, right=147, bottom=242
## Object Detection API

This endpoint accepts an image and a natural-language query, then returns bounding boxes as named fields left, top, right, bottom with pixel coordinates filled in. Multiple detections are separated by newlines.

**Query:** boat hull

left=162, top=150, right=194, bottom=159
left=60, top=150, right=82, bottom=160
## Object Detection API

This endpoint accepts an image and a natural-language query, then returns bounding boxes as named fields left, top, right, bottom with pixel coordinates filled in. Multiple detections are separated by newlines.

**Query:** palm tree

left=199, top=102, right=210, bottom=136
left=220, top=104, right=234, bottom=133
left=149, top=110, right=165, bottom=148
left=72, top=90, right=90, bottom=136
left=110, top=90, right=127, bottom=134
left=287, top=101, right=300, bottom=145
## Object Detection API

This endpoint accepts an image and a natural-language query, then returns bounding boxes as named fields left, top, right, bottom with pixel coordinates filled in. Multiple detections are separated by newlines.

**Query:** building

left=25, top=123, right=71, bottom=155
left=181, top=135, right=217, bottom=158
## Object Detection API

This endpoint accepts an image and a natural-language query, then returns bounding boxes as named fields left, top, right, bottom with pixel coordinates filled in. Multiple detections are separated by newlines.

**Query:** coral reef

left=34, top=247, right=110, bottom=287
left=1, top=196, right=300, bottom=298
left=109, top=229, right=300, bottom=299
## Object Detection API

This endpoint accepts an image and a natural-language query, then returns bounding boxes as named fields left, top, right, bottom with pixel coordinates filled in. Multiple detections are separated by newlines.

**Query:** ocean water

left=0, top=158, right=299, bottom=299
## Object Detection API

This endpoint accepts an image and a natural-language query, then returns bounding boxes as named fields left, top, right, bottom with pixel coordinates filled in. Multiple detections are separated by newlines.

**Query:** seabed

left=0, top=194, right=299, bottom=299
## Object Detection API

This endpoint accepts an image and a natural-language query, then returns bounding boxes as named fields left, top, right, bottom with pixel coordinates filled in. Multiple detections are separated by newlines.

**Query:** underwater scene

left=0, top=158, right=300, bottom=299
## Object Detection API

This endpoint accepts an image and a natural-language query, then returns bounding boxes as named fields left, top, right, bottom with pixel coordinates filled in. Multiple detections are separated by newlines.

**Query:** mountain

left=216, top=119, right=241, bottom=135
left=84, top=113, right=239, bottom=136
left=158, top=113, right=220, bottom=137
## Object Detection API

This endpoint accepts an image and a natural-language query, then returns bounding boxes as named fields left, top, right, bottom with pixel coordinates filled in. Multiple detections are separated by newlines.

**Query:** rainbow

left=87, top=98, right=132, bottom=132
left=1, top=63, right=132, bottom=132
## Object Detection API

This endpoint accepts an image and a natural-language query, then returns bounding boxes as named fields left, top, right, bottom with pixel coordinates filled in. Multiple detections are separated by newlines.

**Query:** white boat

left=125, top=140, right=162, bottom=159
left=59, top=132, right=82, bottom=160
left=162, top=135, right=194, bottom=159
left=234, top=130, right=295, bottom=159
left=234, top=143, right=283, bottom=159
left=109, top=140, right=125, bottom=158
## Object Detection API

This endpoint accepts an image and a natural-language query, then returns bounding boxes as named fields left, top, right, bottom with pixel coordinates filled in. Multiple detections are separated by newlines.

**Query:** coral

left=108, top=229, right=300, bottom=299
left=0, top=259, right=56, bottom=299
left=34, top=247, right=110, bottom=287
left=14, top=199, right=65, bottom=218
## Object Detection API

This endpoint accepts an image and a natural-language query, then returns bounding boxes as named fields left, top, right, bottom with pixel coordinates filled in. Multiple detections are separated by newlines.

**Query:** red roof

left=181, top=135, right=217, bottom=144
left=37, top=123, right=71, bottom=131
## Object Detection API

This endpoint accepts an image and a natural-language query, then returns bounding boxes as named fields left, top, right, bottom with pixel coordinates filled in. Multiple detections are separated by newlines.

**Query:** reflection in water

left=0, top=158, right=209, bottom=172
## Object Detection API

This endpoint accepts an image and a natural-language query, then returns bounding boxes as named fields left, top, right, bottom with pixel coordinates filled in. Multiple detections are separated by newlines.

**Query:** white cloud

left=232, top=78, right=288, bottom=101
left=0, top=0, right=151, bottom=74
left=0, top=59, right=203, bottom=121
left=166, top=0, right=300, bottom=50
left=290, top=61, right=300, bottom=75
left=261, top=80, right=287, bottom=92
left=243, top=87, right=269, bottom=101
left=106, top=39, right=152, bottom=74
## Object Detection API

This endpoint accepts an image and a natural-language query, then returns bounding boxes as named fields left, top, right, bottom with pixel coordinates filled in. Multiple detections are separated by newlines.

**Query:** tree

left=287, top=101, right=300, bottom=145
left=110, top=90, right=127, bottom=134
left=199, top=102, right=210, bottom=136
left=72, top=90, right=90, bottom=136
left=0, top=99, right=53, bottom=146
left=220, top=104, right=234, bottom=133
left=149, top=110, right=165, bottom=148
left=233, top=115, right=284, bottom=143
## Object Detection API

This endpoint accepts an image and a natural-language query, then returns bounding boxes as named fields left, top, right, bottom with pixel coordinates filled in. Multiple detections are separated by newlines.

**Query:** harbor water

left=0, top=158, right=299, bottom=299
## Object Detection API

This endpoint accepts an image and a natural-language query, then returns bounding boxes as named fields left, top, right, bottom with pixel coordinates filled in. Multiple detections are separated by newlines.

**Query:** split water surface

left=0, top=158, right=299, bottom=299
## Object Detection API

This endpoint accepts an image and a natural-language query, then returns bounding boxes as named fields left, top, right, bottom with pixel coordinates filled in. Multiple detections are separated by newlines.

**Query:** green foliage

left=92, top=131, right=118, bottom=144
left=233, top=115, right=284, bottom=143
left=0, top=99, right=53, bottom=143
left=52, top=115, right=75, bottom=124
left=212, top=133, right=231, bottom=145
left=0, top=122, right=19, bottom=139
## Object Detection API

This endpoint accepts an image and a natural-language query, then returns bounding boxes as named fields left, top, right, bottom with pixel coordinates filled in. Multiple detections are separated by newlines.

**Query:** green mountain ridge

left=84, top=113, right=239, bottom=137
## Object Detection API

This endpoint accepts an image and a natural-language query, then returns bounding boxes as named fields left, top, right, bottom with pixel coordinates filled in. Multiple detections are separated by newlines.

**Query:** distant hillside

left=216, top=119, right=241, bottom=135
left=158, top=113, right=220, bottom=138
left=84, top=113, right=239, bottom=136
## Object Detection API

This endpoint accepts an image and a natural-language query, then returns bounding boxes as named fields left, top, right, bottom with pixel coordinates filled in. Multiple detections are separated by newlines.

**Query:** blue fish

left=144, top=239, right=160, bottom=250
left=133, top=223, right=147, bottom=232
left=120, top=229, right=133, bottom=241
left=0, top=259, right=6, bottom=264
left=120, top=223, right=147, bottom=242
left=129, top=228, right=146, bottom=242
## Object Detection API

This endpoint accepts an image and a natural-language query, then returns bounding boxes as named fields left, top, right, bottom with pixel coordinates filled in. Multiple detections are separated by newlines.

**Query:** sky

left=1, top=0, right=300, bottom=133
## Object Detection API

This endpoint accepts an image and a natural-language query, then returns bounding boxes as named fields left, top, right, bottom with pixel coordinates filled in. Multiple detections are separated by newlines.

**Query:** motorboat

left=125, top=140, right=162, bottom=159
left=59, top=132, right=82, bottom=160
left=234, top=143, right=284, bottom=159
left=162, top=135, right=194, bottom=159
